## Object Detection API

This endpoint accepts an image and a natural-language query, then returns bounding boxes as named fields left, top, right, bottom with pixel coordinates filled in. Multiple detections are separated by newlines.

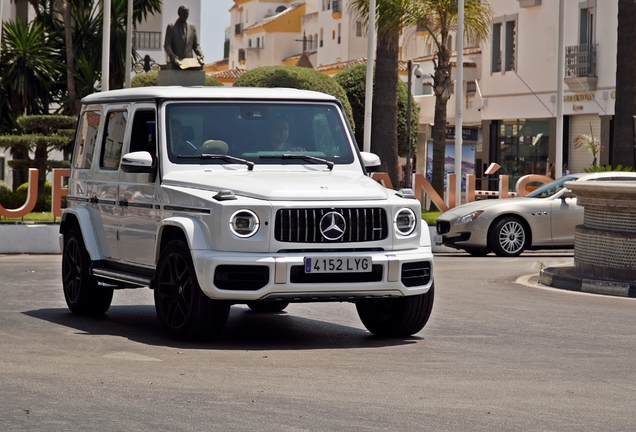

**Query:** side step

left=91, top=268, right=152, bottom=288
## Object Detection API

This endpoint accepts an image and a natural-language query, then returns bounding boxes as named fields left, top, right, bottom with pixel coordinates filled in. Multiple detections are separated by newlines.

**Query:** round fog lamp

left=394, top=208, right=417, bottom=236
left=229, top=210, right=260, bottom=238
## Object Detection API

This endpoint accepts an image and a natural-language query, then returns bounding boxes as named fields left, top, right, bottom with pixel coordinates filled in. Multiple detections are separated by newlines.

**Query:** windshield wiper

left=260, top=154, right=334, bottom=171
left=178, top=154, right=254, bottom=171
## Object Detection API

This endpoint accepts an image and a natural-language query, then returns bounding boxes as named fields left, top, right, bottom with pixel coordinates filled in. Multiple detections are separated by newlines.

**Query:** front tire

left=154, top=240, right=230, bottom=340
left=356, top=285, right=434, bottom=337
left=488, top=217, right=528, bottom=257
left=62, top=227, right=113, bottom=315
left=246, top=301, right=289, bottom=313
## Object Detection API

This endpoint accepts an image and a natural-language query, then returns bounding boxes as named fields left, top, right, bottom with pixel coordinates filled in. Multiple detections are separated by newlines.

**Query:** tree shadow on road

left=23, top=305, right=422, bottom=350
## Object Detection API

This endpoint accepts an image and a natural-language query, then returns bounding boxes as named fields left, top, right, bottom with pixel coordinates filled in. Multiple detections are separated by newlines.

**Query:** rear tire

left=247, top=301, right=289, bottom=313
left=154, top=240, right=230, bottom=340
left=61, top=227, right=113, bottom=315
left=356, top=285, right=434, bottom=337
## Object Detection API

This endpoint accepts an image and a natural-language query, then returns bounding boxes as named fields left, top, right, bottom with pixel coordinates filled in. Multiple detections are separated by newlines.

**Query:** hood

left=162, top=169, right=389, bottom=201
left=442, top=197, right=533, bottom=217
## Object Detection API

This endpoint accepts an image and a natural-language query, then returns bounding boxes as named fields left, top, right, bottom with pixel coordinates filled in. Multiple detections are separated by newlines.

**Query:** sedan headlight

left=229, top=209, right=260, bottom=238
left=394, top=208, right=417, bottom=236
left=456, top=210, right=484, bottom=224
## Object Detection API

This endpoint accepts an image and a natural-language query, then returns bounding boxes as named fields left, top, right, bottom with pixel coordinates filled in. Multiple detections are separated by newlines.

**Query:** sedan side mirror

left=561, top=190, right=576, bottom=200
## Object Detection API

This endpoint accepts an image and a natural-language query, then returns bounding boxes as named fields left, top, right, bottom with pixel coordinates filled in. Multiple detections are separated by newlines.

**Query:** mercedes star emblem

left=319, top=211, right=347, bottom=241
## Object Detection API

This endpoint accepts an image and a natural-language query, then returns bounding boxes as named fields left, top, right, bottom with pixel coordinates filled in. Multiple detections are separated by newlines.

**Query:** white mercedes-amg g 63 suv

left=60, top=86, right=434, bottom=340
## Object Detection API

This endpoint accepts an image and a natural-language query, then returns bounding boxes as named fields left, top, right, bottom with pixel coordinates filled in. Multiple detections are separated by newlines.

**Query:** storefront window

left=497, top=119, right=549, bottom=189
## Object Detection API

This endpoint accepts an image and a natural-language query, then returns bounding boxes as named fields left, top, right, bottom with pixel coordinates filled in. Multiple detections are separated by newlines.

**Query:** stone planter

left=566, top=180, right=636, bottom=282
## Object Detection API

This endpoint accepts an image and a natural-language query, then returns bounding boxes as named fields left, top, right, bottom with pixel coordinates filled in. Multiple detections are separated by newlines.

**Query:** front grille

left=401, top=261, right=431, bottom=287
left=290, top=264, right=383, bottom=283
left=437, top=220, right=450, bottom=235
left=275, top=208, right=388, bottom=243
left=214, top=265, right=269, bottom=290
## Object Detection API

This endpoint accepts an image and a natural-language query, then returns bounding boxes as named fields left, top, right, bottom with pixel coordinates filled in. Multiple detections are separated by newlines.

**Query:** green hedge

left=0, top=181, right=62, bottom=212
left=131, top=70, right=223, bottom=87
left=233, top=65, right=354, bottom=130
left=16, top=115, right=76, bottom=135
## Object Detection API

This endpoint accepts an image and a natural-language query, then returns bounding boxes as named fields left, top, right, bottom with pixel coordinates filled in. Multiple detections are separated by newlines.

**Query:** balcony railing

left=132, top=31, right=162, bottom=50
left=565, top=44, right=596, bottom=77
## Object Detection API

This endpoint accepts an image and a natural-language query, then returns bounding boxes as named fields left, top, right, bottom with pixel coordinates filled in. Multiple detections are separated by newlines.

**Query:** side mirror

left=121, top=151, right=154, bottom=173
left=561, top=190, right=576, bottom=200
left=360, top=151, right=381, bottom=170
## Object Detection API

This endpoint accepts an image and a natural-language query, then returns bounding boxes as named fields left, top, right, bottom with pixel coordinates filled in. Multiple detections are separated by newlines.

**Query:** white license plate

left=304, top=257, right=372, bottom=273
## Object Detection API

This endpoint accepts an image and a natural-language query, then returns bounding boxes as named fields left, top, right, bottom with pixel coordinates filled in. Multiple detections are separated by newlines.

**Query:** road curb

left=540, top=266, right=636, bottom=298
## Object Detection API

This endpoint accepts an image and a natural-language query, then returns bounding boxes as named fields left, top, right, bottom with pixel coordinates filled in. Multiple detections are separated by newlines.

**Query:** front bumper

left=193, top=247, right=434, bottom=301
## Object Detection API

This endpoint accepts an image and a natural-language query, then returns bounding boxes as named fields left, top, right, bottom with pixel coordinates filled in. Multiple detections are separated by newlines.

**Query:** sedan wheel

left=488, top=217, right=528, bottom=257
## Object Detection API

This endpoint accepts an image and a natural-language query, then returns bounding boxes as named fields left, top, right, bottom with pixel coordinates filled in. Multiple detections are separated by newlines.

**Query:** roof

left=81, top=86, right=339, bottom=105
left=209, top=68, right=247, bottom=80
left=244, top=2, right=304, bottom=33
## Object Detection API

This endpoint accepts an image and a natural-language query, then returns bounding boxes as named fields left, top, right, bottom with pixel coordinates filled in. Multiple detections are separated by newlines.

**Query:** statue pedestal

left=158, top=68, right=205, bottom=86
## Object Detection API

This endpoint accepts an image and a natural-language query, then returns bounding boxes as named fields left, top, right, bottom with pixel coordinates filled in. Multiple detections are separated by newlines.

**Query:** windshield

left=165, top=102, right=355, bottom=166
left=525, top=175, right=578, bottom=198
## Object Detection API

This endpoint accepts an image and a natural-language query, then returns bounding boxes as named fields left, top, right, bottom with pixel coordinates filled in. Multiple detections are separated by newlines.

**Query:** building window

left=579, top=1, right=595, bottom=45
left=497, top=119, right=550, bottom=187
left=492, top=15, right=517, bottom=74
left=332, top=30, right=335, bottom=40
left=248, top=39, right=252, bottom=48
left=0, top=156, right=5, bottom=181
left=337, top=24, right=341, bottom=44
left=446, top=34, right=453, bottom=51
left=320, top=28, right=324, bottom=47
left=308, top=35, right=313, bottom=50
left=356, top=21, right=362, bottom=37
left=314, top=33, right=318, bottom=49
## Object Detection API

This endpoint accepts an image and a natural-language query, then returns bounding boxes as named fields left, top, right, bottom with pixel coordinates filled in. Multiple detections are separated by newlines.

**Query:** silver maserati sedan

left=435, top=171, right=636, bottom=257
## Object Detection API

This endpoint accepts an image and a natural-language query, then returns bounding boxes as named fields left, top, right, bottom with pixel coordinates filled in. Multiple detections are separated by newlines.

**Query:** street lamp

left=405, top=60, right=423, bottom=188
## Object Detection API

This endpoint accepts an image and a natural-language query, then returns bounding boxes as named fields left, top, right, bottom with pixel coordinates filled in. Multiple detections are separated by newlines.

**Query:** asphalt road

left=1, top=252, right=634, bottom=431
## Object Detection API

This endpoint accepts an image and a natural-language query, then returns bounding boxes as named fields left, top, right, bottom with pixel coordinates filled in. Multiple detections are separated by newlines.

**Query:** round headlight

left=229, top=209, right=260, bottom=238
left=394, top=208, right=417, bottom=236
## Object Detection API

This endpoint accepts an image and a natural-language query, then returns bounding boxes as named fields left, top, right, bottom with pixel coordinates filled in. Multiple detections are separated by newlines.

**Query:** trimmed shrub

left=131, top=71, right=223, bottom=87
left=17, top=115, right=76, bottom=135
left=335, top=64, right=419, bottom=156
left=233, top=66, right=354, bottom=130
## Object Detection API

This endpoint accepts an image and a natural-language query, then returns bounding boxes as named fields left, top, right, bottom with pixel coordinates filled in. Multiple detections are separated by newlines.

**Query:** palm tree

left=407, top=0, right=492, bottom=198
left=349, top=0, right=414, bottom=187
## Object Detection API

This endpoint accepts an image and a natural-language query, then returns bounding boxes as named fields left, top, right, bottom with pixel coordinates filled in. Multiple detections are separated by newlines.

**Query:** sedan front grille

left=275, top=208, right=388, bottom=243
left=436, top=220, right=450, bottom=235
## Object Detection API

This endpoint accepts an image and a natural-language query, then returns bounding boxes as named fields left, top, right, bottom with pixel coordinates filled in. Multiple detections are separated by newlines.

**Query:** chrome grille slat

left=275, top=208, right=388, bottom=243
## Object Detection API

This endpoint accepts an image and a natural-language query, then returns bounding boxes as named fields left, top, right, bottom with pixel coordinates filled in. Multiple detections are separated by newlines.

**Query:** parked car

left=60, top=86, right=434, bottom=340
left=435, top=171, right=636, bottom=257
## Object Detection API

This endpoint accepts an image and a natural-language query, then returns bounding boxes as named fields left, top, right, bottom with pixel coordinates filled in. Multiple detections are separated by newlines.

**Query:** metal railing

left=565, top=44, right=596, bottom=77
left=132, top=31, right=162, bottom=50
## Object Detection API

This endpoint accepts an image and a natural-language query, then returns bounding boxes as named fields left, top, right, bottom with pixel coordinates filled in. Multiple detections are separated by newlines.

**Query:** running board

left=91, top=268, right=152, bottom=288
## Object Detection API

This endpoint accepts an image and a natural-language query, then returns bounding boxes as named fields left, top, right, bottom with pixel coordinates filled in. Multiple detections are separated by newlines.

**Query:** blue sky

left=200, top=0, right=234, bottom=63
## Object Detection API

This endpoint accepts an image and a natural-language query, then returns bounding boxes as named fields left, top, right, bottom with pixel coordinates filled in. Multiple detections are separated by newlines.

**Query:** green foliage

left=421, top=210, right=441, bottom=226
left=131, top=71, right=223, bottom=87
left=0, top=182, right=10, bottom=192
left=0, top=135, right=71, bottom=152
left=233, top=66, right=354, bottom=129
left=0, top=19, right=60, bottom=115
left=17, top=115, right=76, bottom=135
left=584, top=165, right=634, bottom=172
left=0, top=181, right=54, bottom=212
left=335, top=64, right=418, bottom=155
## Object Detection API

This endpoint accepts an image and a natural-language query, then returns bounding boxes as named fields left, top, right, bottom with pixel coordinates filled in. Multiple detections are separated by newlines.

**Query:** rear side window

left=100, top=111, right=127, bottom=170
left=73, top=110, right=101, bottom=169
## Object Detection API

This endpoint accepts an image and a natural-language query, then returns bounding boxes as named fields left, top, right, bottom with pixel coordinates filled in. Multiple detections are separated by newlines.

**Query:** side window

left=100, top=111, right=127, bottom=170
left=73, top=110, right=102, bottom=169
left=129, top=110, right=157, bottom=155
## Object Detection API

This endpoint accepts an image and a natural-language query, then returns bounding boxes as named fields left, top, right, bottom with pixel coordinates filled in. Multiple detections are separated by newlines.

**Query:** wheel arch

left=155, top=217, right=210, bottom=265
left=60, top=209, right=102, bottom=261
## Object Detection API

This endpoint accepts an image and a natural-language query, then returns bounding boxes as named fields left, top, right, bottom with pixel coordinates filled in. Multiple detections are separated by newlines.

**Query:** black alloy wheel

left=154, top=240, right=230, bottom=340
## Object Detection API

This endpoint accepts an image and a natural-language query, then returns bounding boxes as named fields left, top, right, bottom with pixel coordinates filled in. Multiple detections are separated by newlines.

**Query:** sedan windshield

left=165, top=102, right=354, bottom=166
left=526, top=175, right=578, bottom=198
